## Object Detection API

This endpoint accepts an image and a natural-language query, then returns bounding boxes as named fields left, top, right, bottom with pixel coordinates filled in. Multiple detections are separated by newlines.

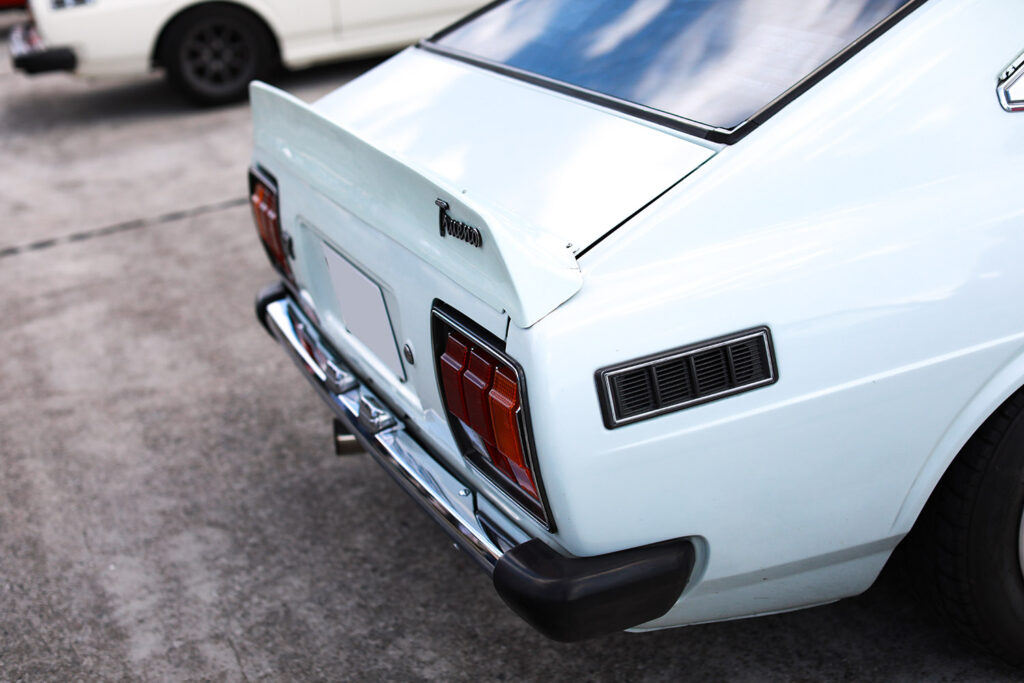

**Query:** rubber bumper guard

left=495, top=539, right=695, bottom=641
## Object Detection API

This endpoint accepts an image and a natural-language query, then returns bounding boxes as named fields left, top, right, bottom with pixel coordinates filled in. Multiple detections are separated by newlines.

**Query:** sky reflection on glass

left=437, top=0, right=912, bottom=129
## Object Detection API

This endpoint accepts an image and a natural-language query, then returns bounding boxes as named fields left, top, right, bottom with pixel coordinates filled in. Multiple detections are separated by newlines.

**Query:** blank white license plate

left=322, top=245, right=404, bottom=379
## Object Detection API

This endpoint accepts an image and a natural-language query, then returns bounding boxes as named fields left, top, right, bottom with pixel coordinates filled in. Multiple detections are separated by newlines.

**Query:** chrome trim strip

left=998, top=49, right=1024, bottom=113
left=420, top=0, right=930, bottom=144
left=417, top=42, right=723, bottom=141
left=263, top=296, right=504, bottom=571
left=598, top=328, right=777, bottom=428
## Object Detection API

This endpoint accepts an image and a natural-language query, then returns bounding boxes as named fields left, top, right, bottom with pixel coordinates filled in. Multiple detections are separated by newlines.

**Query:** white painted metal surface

left=250, top=82, right=585, bottom=329
left=251, top=0, right=1024, bottom=629
left=311, top=49, right=717, bottom=257
left=27, top=0, right=482, bottom=77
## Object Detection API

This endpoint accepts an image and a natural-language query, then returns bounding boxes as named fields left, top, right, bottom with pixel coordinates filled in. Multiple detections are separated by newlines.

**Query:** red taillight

left=435, top=320, right=543, bottom=510
left=461, top=350, right=519, bottom=479
left=439, top=335, right=470, bottom=423
left=484, top=443, right=516, bottom=480
left=249, top=170, right=292, bottom=281
left=489, top=368, right=538, bottom=498
left=462, top=349, right=496, bottom=443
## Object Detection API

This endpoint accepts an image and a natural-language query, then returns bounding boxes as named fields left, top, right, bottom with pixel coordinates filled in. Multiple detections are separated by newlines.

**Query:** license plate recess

left=322, top=245, right=405, bottom=380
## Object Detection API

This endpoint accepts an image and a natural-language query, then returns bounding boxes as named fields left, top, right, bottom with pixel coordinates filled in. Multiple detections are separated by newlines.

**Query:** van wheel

left=162, top=5, right=276, bottom=105
left=903, top=391, right=1024, bottom=664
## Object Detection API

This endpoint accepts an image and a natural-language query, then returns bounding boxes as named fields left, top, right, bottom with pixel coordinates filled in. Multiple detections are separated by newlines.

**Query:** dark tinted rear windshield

left=432, top=0, right=914, bottom=132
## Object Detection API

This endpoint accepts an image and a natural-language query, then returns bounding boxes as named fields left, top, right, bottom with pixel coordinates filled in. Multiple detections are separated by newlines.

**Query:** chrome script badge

left=435, top=199, right=483, bottom=248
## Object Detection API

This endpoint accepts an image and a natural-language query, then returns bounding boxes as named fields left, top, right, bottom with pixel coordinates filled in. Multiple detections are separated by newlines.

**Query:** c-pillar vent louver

left=597, top=328, right=777, bottom=428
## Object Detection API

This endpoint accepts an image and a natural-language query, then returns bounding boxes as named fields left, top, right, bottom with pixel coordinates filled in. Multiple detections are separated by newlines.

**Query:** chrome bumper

left=256, top=282, right=696, bottom=641
left=9, top=23, right=77, bottom=74
left=259, top=286, right=505, bottom=572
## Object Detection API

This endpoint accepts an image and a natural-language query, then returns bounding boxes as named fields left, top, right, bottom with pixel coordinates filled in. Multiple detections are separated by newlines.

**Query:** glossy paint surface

left=437, top=0, right=912, bottom=128
left=250, top=81, right=584, bottom=330
left=251, top=82, right=573, bottom=547
left=511, top=0, right=1024, bottom=626
left=312, top=49, right=716, bottom=260
left=255, top=0, right=1024, bottom=629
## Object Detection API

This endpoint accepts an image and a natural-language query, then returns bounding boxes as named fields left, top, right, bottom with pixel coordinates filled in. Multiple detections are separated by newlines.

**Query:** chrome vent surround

left=597, top=327, right=777, bottom=428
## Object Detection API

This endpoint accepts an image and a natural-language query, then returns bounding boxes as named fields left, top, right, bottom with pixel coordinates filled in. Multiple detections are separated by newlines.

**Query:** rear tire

left=161, top=5, right=276, bottom=105
left=902, top=391, right=1024, bottom=664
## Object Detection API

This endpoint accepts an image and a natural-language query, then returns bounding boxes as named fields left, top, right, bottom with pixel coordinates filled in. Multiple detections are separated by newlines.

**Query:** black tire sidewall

left=967, top=408, right=1024, bottom=658
left=163, top=6, right=273, bottom=105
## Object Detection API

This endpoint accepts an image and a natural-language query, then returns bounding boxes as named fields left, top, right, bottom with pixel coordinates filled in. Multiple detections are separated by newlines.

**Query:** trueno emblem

left=997, top=49, right=1024, bottom=112
left=435, top=199, right=483, bottom=248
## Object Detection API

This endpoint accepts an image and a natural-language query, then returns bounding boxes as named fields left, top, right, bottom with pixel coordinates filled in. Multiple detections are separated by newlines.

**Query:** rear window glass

left=433, top=0, right=915, bottom=131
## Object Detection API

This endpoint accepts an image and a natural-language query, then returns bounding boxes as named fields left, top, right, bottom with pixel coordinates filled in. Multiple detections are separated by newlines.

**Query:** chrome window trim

left=421, top=0, right=930, bottom=144
left=417, top=42, right=724, bottom=142
left=597, top=327, right=777, bottom=428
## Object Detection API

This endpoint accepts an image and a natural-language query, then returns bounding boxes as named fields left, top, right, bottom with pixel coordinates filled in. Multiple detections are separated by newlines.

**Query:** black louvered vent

left=609, top=368, right=656, bottom=418
left=599, top=328, right=776, bottom=428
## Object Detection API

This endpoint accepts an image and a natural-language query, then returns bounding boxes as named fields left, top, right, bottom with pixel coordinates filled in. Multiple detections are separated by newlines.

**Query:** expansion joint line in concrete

left=0, top=197, right=248, bottom=260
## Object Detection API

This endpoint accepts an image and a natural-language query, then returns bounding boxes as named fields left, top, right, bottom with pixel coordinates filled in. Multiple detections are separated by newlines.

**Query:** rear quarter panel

left=510, top=0, right=1024, bottom=624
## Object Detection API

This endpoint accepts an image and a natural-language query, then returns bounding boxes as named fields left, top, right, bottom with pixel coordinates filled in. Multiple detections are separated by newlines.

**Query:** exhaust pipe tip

left=333, top=419, right=363, bottom=456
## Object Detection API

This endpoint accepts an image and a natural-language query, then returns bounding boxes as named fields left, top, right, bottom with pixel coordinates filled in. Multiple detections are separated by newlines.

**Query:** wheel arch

left=150, top=0, right=281, bottom=68
left=892, top=344, right=1024, bottom=536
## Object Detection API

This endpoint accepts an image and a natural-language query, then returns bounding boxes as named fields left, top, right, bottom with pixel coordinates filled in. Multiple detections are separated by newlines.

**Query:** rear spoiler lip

left=249, top=81, right=583, bottom=329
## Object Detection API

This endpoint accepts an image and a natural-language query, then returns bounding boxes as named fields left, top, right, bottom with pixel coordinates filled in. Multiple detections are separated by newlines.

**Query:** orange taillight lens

left=488, top=368, right=521, bottom=463
left=489, top=368, right=538, bottom=498
left=249, top=169, right=293, bottom=282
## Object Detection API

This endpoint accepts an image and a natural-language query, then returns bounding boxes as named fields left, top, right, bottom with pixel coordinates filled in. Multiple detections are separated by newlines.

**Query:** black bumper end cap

left=493, top=538, right=695, bottom=642
left=255, top=281, right=288, bottom=335
left=13, top=48, right=77, bottom=74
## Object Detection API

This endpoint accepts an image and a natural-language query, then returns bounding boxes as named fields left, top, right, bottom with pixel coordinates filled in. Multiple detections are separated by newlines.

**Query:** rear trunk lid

left=250, top=47, right=715, bottom=328
left=250, top=49, right=715, bottom=529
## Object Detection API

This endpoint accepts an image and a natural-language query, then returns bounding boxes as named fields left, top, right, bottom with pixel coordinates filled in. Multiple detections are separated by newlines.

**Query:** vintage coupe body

left=250, top=0, right=1024, bottom=660
left=10, top=0, right=480, bottom=102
